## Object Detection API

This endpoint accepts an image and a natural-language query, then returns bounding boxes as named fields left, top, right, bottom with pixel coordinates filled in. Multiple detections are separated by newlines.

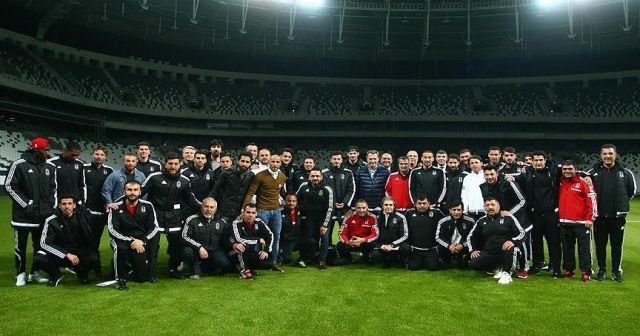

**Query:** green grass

left=1, top=196, right=640, bottom=335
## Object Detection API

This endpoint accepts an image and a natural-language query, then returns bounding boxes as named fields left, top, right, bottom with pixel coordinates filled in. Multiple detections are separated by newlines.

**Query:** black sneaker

left=529, top=267, right=541, bottom=275
left=271, top=263, right=284, bottom=273
left=47, top=275, right=64, bottom=287
left=149, top=277, right=158, bottom=283
left=116, top=278, right=128, bottom=291
left=596, top=270, right=606, bottom=281
left=168, top=270, right=185, bottom=279
left=612, top=272, right=624, bottom=282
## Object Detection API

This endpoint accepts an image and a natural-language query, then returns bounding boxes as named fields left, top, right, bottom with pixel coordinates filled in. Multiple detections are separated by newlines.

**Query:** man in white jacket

left=461, top=155, right=485, bottom=221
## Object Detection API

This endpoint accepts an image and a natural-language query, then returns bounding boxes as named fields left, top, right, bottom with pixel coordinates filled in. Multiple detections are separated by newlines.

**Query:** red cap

left=31, top=138, right=50, bottom=150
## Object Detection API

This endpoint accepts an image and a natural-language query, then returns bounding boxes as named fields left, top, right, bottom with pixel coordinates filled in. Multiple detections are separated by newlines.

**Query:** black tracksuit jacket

left=182, top=166, right=215, bottom=202
left=142, top=170, right=201, bottom=231
left=376, top=211, right=409, bottom=247
left=181, top=213, right=230, bottom=252
left=41, top=207, right=95, bottom=259
left=467, top=214, right=525, bottom=253
left=435, top=215, right=475, bottom=249
left=107, top=200, right=159, bottom=244
left=296, top=182, right=334, bottom=228
left=405, top=208, right=444, bottom=250
left=84, top=162, right=114, bottom=214
left=48, top=155, right=86, bottom=204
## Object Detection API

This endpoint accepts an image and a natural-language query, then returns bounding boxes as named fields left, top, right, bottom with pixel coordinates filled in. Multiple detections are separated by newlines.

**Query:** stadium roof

left=4, top=0, right=638, bottom=62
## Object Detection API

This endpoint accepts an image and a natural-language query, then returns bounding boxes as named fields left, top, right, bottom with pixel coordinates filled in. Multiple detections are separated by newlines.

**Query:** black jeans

left=594, top=217, right=625, bottom=274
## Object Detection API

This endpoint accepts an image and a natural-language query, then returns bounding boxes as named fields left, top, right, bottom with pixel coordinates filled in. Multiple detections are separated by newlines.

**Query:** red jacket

left=385, top=172, right=412, bottom=211
left=558, top=176, right=598, bottom=225
left=339, top=213, right=379, bottom=243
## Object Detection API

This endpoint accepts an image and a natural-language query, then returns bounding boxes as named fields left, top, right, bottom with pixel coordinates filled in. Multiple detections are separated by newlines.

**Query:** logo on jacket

left=216, top=222, right=220, bottom=230
left=319, top=190, right=324, bottom=196
left=150, top=167, right=155, bottom=172
left=103, top=170, right=107, bottom=175
left=429, top=212, right=434, bottom=217
left=176, top=181, right=182, bottom=188
left=392, top=218, right=397, bottom=224
left=206, top=175, right=210, bottom=181
left=74, top=164, right=79, bottom=170
left=141, top=206, right=146, bottom=213
left=189, top=174, right=195, bottom=178
left=620, top=172, right=624, bottom=178
left=161, top=180, right=167, bottom=185
left=340, top=174, right=345, bottom=179
left=500, top=218, right=504, bottom=224
left=198, top=223, right=203, bottom=227
left=459, top=177, right=463, bottom=183
left=432, top=171, right=436, bottom=175
left=27, top=169, right=34, bottom=173
left=45, top=169, right=50, bottom=176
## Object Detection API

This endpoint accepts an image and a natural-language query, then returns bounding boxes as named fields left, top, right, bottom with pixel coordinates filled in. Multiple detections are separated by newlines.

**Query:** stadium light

left=277, top=0, right=325, bottom=8
left=537, top=0, right=562, bottom=8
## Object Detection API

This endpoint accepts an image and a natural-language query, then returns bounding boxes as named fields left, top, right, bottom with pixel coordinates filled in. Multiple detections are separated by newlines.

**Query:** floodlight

left=537, top=0, right=561, bottom=8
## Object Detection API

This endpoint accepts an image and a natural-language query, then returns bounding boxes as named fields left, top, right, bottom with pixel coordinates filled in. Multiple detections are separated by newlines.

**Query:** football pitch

left=1, top=196, right=639, bottom=335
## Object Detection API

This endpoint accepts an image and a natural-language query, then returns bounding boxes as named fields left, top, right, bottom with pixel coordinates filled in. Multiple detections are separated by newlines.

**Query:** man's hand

left=505, top=175, right=515, bottom=182
left=453, top=244, right=464, bottom=253
left=320, top=227, right=328, bottom=235
left=585, top=220, right=593, bottom=229
left=259, top=238, right=266, bottom=245
left=448, top=244, right=457, bottom=253
left=344, top=209, right=353, bottom=218
left=258, top=251, right=269, bottom=260
left=233, top=243, right=246, bottom=253
left=582, top=176, right=593, bottom=187
left=381, top=244, right=393, bottom=252
left=199, top=247, right=209, bottom=259
left=107, top=203, right=119, bottom=211
left=65, top=253, right=80, bottom=266
left=500, top=210, right=511, bottom=217
left=335, top=203, right=344, bottom=209
left=470, top=250, right=480, bottom=259
left=502, top=240, right=514, bottom=251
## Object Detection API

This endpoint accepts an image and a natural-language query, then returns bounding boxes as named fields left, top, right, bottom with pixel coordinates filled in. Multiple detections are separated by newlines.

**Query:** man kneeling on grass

left=108, top=180, right=160, bottom=290
left=231, top=203, right=274, bottom=280
left=37, top=195, right=97, bottom=287
left=467, top=197, right=526, bottom=285
left=335, top=199, right=379, bottom=265
left=181, top=198, right=234, bottom=279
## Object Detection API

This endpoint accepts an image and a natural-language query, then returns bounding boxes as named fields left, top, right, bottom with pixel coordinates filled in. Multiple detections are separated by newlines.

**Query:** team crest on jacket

left=392, top=218, right=397, bottom=224
left=75, top=163, right=79, bottom=170
left=432, top=171, right=436, bottom=175
left=45, top=169, right=50, bottom=176
left=429, top=212, right=433, bottom=217
left=620, top=172, right=624, bottom=178
left=176, top=181, right=182, bottom=188
left=141, top=206, right=146, bottom=213
left=206, top=175, right=210, bottom=181
left=150, top=167, right=155, bottom=172
left=103, top=170, right=107, bottom=175
left=215, top=222, right=220, bottom=230
left=458, top=177, right=463, bottom=182
left=340, top=174, right=345, bottom=179
left=319, top=190, right=323, bottom=196
left=500, top=218, right=504, bottom=224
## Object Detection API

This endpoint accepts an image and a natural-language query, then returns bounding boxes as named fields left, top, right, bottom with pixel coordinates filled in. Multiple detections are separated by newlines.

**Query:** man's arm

left=506, top=181, right=526, bottom=217
left=79, top=162, right=87, bottom=204
left=435, top=217, right=451, bottom=248
left=4, top=161, right=30, bottom=209
left=343, top=170, right=356, bottom=207
left=624, top=168, right=637, bottom=199
left=242, top=174, right=260, bottom=207
left=408, top=169, right=417, bottom=204
left=391, top=213, right=409, bottom=247
left=107, top=206, right=133, bottom=243
left=181, top=215, right=202, bottom=249
left=321, top=186, right=334, bottom=229
left=436, top=170, right=447, bottom=204
left=40, top=216, right=68, bottom=259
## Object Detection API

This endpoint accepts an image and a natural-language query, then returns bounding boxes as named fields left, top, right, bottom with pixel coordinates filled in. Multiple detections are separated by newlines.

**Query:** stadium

left=0, top=0, right=639, bottom=334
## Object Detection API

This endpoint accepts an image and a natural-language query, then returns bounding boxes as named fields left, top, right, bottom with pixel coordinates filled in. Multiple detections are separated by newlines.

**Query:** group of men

left=5, top=137, right=636, bottom=289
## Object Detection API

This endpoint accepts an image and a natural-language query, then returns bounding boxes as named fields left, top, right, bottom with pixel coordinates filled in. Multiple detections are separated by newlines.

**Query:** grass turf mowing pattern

left=0, top=196, right=639, bottom=335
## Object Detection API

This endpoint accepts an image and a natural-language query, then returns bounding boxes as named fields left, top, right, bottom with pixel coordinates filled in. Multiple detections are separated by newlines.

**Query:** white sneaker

left=28, top=271, right=49, bottom=284
left=497, top=272, right=513, bottom=285
left=492, top=268, right=503, bottom=279
left=16, top=272, right=27, bottom=286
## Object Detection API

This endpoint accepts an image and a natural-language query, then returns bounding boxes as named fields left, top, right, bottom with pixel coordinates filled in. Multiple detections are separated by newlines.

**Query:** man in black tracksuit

left=83, top=146, right=114, bottom=278
left=467, top=197, right=526, bottom=284
left=322, top=151, right=356, bottom=246
left=48, top=141, right=86, bottom=205
left=586, top=144, right=637, bottom=282
left=409, top=150, right=447, bottom=207
left=280, top=194, right=307, bottom=266
left=210, top=151, right=254, bottom=221
left=5, top=137, right=57, bottom=286
left=136, top=141, right=162, bottom=178
left=142, top=153, right=201, bottom=279
left=230, top=204, right=274, bottom=280
left=344, top=145, right=366, bottom=177
left=289, top=156, right=316, bottom=193
left=371, top=196, right=408, bottom=267
left=296, top=168, right=334, bottom=269
left=181, top=198, right=233, bottom=278
left=182, top=150, right=215, bottom=202
left=444, top=154, right=469, bottom=208
left=511, top=151, right=561, bottom=276
left=37, top=195, right=97, bottom=286
left=481, top=165, right=529, bottom=277
left=108, top=180, right=160, bottom=289
left=436, top=200, right=475, bottom=268
left=401, top=196, right=445, bottom=271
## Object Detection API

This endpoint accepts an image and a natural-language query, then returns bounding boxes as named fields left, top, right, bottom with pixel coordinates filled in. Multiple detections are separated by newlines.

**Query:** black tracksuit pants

left=14, top=228, right=42, bottom=275
left=235, top=244, right=268, bottom=272
left=35, top=248, right=97, bottom=279
left=560, top=224, right=592, bottom=274
left=438, top=246, right=469, bottom=268
left=401, top=245, right=440, bottom=271
left=594, top=217, right=625, bottom=274
left=530, top=211, right=561, bottom=272
left=112, top=235, right=159, bottom=282
left=89, top=213, right=108, bottom=274
left=336, top=241, right=374, bottom=261
left=468, top=247, right=516, bottom=273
